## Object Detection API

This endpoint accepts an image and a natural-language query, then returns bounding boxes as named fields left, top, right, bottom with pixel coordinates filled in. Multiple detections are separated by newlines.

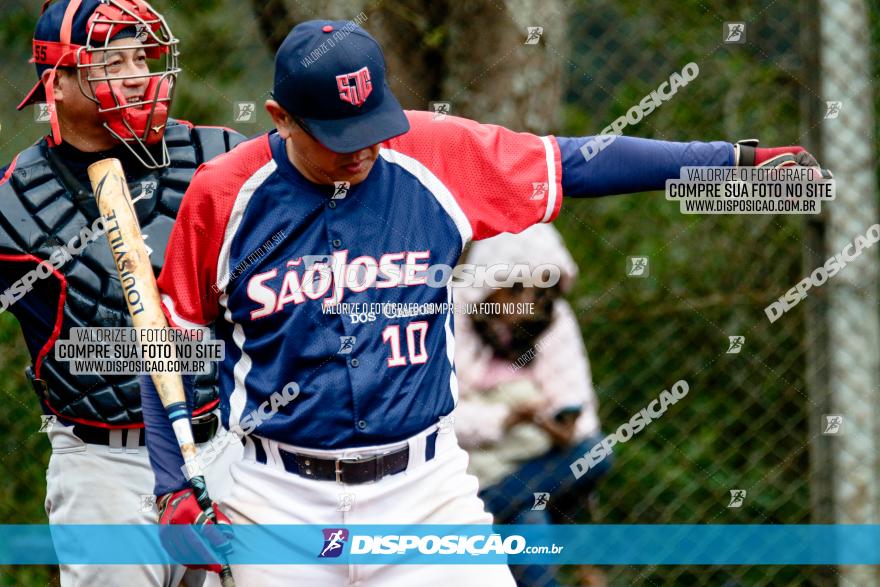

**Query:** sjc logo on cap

left=336, top=66, right=372, bottom=107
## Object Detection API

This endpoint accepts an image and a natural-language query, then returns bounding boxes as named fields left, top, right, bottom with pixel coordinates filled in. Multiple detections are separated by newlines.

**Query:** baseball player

left=140, top=19, right=826, bottom=586
left=0, top=1, right=244, bottom=585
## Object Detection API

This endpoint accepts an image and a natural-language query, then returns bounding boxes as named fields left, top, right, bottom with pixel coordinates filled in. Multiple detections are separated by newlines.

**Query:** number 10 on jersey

left=382, top=321, right=429, bottom=367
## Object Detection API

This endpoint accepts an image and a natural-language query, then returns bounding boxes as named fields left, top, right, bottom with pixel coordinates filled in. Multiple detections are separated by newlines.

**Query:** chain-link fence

left=557, top=0, right=878, bottom=585
left=0, top=0, right=877, bottom=586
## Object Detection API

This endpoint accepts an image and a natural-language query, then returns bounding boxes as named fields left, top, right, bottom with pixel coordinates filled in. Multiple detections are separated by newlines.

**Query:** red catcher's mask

left=24, top=0, right=180, bottom=168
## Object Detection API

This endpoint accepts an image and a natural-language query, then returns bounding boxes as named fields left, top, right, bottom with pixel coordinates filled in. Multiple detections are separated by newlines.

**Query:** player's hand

left=157, top=487, right=234, bottom=574
left=735, top=139, right=832, bottom=178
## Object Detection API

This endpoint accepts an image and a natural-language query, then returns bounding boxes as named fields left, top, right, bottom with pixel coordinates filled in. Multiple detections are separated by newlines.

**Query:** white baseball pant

left=44, top=415, right=243, bottom=587
left=222, top=425, right=516, bottom=586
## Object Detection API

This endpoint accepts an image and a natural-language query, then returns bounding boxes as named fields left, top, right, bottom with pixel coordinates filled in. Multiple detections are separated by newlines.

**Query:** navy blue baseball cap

left=18, top=0, right=137, bottom=110
left=273, top=20, right=410, bottom=154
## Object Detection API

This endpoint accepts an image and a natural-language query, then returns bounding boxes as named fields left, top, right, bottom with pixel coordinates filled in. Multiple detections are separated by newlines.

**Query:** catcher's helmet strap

left=30, top=39, right=81, bottom=66
left=44, top=69, right=62, bottom=144
left=60, top=0, right=83, bottom=45
left=22, top=0, right=87, bottom=144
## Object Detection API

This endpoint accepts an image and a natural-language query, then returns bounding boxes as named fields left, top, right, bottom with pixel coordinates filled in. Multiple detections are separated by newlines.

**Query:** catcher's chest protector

left=0, top=122, right=243, bottom=426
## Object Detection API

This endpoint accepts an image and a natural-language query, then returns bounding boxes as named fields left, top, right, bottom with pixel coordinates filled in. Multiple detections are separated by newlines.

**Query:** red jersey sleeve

left=382, top=110, right=563, bottom=241
left=157, top=135, right=272, bottom=328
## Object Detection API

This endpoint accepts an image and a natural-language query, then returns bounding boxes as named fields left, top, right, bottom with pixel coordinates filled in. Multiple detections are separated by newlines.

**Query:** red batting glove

left=735, top=139, right=832, bottom=178
left=157, top=488, right=234, bottom=574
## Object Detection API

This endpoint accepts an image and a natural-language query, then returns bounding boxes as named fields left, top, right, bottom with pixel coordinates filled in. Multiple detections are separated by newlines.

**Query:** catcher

left=139, top=18, right=827, bottom=586
left=0, top=1, right=244, bottom=585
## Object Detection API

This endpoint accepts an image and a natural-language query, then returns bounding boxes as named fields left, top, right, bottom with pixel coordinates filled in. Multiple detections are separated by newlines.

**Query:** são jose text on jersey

left=158, top=110, right=562, bottom=449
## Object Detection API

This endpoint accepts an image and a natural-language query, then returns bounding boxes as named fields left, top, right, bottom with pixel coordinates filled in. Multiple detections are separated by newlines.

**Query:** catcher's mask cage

left=31, top=0, right=180, bottom=169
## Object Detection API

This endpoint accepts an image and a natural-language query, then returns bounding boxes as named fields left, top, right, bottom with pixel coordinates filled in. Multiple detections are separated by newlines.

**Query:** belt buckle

left=335, top=453, right=385, bottom=484
left=335, top=455, right=361, bottom=484
left=336, top=453, right=389, bottom=483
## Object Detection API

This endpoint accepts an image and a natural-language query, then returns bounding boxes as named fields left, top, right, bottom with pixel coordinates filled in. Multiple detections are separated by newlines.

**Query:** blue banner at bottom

left=0, top=525, right=877, bottom=565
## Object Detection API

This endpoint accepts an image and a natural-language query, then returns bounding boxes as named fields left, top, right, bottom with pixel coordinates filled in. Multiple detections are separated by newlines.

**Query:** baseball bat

left=87, top=158, right=235, bottom=587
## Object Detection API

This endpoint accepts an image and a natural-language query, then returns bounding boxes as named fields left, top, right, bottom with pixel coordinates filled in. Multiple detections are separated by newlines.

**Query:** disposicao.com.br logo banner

left=316, top=527, right=563, bottom=562
left=6, top=525, right=880, bottom=565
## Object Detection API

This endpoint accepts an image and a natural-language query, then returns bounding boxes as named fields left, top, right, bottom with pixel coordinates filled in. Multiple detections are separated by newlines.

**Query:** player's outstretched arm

left=557, top=136, right=824, bottom=198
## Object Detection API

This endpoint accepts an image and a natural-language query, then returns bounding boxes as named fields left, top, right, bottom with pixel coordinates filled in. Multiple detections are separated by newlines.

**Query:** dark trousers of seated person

left=479, top=434, right=612, bottom=587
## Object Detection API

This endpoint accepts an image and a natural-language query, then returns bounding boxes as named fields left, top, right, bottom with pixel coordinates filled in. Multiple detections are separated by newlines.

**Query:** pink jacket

left=453, top=224, right=601, bottom=448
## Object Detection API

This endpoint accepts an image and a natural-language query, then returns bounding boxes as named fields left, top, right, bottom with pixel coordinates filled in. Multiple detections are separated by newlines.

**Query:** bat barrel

left=87, top=158, right=233, bottom=584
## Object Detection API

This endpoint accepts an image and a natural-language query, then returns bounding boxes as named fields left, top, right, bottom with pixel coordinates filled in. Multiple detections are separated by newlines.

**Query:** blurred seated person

left=454, top=224, right=611, bottom=587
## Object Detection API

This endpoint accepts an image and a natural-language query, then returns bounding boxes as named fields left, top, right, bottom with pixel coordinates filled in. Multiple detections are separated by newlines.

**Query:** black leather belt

left=248, top=430, right=439, bottom=484
left=72, top=413, right=219, bottom=446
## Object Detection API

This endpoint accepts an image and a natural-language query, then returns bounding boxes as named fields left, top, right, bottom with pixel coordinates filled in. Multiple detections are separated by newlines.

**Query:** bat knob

left=220, top=565, right=236, bottom=587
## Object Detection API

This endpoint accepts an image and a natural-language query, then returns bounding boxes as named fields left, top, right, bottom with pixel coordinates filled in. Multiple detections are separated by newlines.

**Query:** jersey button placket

left=350, top=358, right=360, bottom=367
left=328, top=200, right=337, bottom=209
left=357, top=420, right=367, bottom=430
left=332, top=238, right=342, bottom=248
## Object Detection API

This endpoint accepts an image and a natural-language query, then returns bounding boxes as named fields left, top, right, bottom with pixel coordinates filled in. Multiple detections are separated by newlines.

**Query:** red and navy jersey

left=158, top=110, right=563, bottom=449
